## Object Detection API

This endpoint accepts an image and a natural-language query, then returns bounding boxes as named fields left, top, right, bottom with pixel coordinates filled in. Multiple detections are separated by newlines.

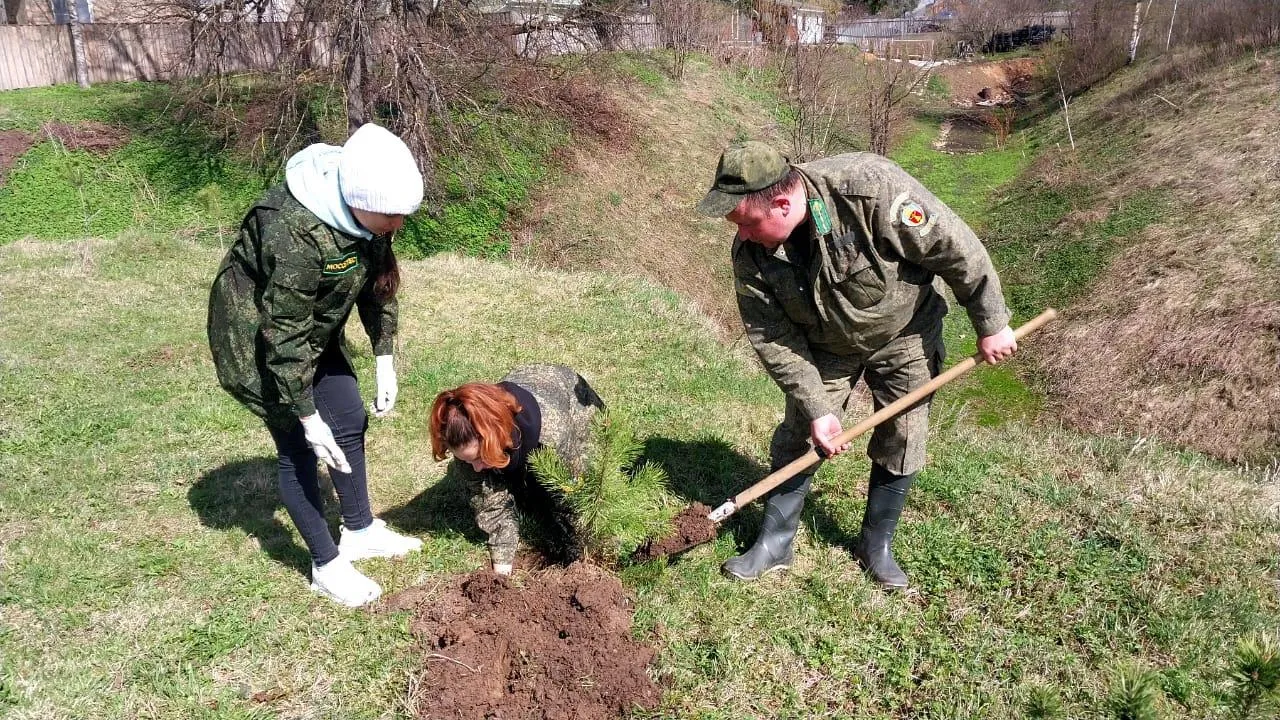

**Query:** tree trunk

left=1127, top=1, right=1144, bottom=64
left=345, top=46, right=366, bottom=133
left=342, top=2, right=369, bottom=134
left=1165, top=0, right=1178, bottom=51
left=69, top=14, right=90, bottom=88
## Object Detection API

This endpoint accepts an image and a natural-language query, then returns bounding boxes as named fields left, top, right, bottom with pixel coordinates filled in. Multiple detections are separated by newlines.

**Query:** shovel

left=708, top=307, right=1059, bottom=522
left=632, top=308, right=1058, bottom=562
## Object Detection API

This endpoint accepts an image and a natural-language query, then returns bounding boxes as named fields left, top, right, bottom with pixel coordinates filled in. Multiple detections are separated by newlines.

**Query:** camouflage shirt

left=461, top=364, right=604, bottom=567
left=733, top=153, right=1011, bottom=421
left=207, top=184, right=397, bottom=425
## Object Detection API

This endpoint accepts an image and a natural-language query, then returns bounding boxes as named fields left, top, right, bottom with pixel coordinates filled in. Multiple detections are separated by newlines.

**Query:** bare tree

left=1126, top=0, right=1145, bottom=64
left=652, top=0, right=727, bottom=79
left=859, top=52, right=931, bottom=156
left=949, top=0, right=1042, bottom=54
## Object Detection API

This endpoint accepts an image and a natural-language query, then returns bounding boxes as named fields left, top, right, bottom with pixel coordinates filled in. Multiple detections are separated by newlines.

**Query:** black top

left=495, top=381, right=542, bottom=485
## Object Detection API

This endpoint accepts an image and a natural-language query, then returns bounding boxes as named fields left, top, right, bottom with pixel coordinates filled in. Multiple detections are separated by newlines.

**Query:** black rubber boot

left=722, top=473, right=812, bottom=581
left=853, top=464, right=915, bottom=590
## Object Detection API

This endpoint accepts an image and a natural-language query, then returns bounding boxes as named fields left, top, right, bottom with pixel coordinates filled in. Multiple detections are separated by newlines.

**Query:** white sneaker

left=310, top=557, right=383, bottom=608
left=338, top=518, right=424, bottom=562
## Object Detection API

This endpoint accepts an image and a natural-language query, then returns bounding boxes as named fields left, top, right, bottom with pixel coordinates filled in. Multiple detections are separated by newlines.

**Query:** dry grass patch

left=1031, top=49, right=1280, bottom=462
left=515, top=58, right=786, bottom=334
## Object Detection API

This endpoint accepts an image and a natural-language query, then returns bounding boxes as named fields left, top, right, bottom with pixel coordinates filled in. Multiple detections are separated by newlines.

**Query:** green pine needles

left=1024, top=685, right=1064, bottom=719
left=530, top=410, right=673, bottom=563
left=1230, top=632, right=1280, bottom=719
left=1105, top=665, right=1164, bottom=720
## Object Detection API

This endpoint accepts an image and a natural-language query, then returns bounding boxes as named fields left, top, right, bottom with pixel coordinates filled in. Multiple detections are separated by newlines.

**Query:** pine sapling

left=531, top=410, right=673, bottom=563
left=1229, top=633, right=1280, bottom=719
left=1025, top=685, right=1065, bottom=719
left=1106, top=664, right=1164, bottom=720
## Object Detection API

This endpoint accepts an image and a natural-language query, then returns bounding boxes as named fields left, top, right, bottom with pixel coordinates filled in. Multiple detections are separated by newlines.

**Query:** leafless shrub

left=159, top=0, right=647, bottom=201
left=780, top=43, right=852, bottom=161
left=858, top=54, right=932, bottom=156
left=652, top=0, right=728, bottom=79
left=981, top=106, right=1016, bottom=149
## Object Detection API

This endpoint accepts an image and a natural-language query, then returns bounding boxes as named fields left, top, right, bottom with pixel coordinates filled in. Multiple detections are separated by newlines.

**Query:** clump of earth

left=384, top=562, right=661, bottom=719
left=0, top=130, right=36, bottom=185
left=631, top=502, right=718, bottom=562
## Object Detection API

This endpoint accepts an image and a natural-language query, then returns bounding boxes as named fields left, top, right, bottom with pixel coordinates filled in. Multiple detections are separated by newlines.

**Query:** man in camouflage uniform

left=442, top=365, right=604, bottom=573
left=696, top=141, right=1018, bottom=589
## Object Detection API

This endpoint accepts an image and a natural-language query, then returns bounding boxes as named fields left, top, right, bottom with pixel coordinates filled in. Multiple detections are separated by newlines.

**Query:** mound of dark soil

left=0, top=130, right=36, bottom=185
left=41, top=121, right=130, bottom=154
left=387, top=563, right=660, bottom=719
left=631, top=503, right=718, bottom=562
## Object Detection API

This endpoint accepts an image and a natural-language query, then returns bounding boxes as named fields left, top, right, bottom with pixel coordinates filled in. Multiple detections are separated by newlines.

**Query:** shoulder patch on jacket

left=808, top=198, right=832, bottom=235
left=888, top=191, right=938, bottom=236
left=322, top=251, right=360, bottom=276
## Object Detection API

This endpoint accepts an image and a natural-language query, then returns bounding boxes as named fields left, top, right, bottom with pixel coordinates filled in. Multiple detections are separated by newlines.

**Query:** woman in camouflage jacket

left=429, top=364, right=605, bottom=575
left=207, top=124, right=426, bottom=608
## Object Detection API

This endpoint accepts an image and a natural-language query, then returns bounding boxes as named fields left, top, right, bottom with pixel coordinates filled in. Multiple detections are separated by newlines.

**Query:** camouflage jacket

left=206, top=184, right=397, bottom=425
left=733, top=153, right=1011, bottom=422
left=461, top=364, right=604, bottom=567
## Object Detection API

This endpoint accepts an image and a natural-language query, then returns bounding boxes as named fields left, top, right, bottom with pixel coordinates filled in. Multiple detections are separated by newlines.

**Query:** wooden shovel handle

left=725, top=308, right=1059, bottom=514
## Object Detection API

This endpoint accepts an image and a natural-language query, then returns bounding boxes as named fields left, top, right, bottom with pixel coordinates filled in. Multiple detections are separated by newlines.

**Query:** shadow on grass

left=642, top=434, right=870, bottom=559
left=380, top=460, right=485, bottom=544
left=187, top=457, right=311, bottom=578
left=641, top=435, right=769, bottom=553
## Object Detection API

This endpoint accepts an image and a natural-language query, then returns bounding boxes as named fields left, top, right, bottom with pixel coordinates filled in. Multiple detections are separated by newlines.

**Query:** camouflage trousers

left=772, top=328, right=945, bottom=477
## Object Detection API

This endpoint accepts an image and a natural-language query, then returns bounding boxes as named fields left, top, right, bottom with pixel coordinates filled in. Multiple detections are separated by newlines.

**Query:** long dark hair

left=373, top=244, right=400, bottom=302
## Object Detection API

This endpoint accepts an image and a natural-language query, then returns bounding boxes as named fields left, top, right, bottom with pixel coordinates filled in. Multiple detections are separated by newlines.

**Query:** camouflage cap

left=695, top=141, right=790, bottom=217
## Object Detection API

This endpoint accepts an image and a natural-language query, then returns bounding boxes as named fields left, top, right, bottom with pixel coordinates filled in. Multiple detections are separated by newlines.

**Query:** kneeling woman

left=429, top=365, right=604, bottom=575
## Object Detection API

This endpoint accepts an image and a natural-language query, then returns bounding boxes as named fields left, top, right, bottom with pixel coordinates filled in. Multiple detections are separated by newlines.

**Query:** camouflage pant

left=772, top=329, right=945, bottom=477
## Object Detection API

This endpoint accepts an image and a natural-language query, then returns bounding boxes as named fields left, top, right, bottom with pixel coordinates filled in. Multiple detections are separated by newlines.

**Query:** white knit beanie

left=338, top=124, right=425, bottom=216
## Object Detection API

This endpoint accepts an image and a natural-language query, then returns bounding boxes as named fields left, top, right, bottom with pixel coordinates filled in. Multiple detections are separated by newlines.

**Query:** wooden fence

left=0, top=22, right=313, bottom=91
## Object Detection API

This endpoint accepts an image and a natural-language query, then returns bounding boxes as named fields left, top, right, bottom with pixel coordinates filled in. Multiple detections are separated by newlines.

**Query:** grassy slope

left=2, top=50, right=1279, bottom=719
left=0, top=80, right=566, bottom=259
left=1, top=231, right=1277, bottom=718
left=516, top=53, right=788, bottom=332
left=0, top=83, right=265, bottom=241
left=977, top=47, right=1280, bottom=462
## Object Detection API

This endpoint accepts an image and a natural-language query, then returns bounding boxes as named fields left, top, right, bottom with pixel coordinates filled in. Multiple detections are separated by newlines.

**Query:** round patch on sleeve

left=900, top=200, right=927, bottom=227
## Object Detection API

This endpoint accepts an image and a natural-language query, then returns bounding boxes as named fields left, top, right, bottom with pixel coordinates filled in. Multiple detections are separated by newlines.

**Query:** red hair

left=429, top=383, right=522, bottom=469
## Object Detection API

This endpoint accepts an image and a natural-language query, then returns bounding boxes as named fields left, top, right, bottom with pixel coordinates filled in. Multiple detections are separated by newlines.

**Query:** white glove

left=371, top=354, right=397, bottom=417
left=300, top=413, right=351, bottom=474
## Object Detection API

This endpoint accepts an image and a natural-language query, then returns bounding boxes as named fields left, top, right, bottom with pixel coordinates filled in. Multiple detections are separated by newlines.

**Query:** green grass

left=986, top=182, right=1172, bottom=320
left=399, top=109, right=568, bottom=258
left=604, top=51, right=671, bottom=91
left=2, top=232, right=1277, bottom=719
left=0, top=81, right=568, bottom=258
left=0, top=83, right=265, bottom=242
left=892, top=119, right=1033, bottom=221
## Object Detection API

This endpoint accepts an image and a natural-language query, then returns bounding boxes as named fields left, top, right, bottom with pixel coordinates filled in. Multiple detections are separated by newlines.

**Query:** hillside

left=993, top=48, right=1280, bottom=463
left=1, top=233, right=1276, bottom=717
left=1, top=46, right=1279, bottom=719
left=514, top=47, right=1280, bottom=464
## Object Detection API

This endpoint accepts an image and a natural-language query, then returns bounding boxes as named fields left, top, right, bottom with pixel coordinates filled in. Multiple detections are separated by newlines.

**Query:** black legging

left=267, top=349, right=374, bottom=566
